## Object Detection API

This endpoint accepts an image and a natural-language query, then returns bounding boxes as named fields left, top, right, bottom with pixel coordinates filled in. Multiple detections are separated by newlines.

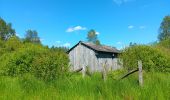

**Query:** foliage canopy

left=87, top=29, right=101, bottom=45
left=0, top=18, right=15, bottom=40
left=158, top=15, right=170, bottom=41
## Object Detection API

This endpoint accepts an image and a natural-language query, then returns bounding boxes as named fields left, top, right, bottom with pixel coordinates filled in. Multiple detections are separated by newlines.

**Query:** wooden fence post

left=138, top=60, right=143, bottom=86
left=82, top=65, right=86, bottom=78
left=102, top=61, right=107, bottom=82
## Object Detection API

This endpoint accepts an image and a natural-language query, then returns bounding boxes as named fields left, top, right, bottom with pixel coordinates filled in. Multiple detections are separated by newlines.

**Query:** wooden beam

left=74, top=68, right=83, bottom=73
left=120, top=68, right=138, bottom=79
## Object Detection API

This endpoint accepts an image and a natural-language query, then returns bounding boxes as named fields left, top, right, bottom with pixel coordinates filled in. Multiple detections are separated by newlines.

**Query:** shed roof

left=67, top=41, right=120, bottom=53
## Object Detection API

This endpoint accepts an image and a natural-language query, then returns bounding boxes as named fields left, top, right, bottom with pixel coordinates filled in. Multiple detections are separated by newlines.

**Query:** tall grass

left=0, top=71, right=169, bottom=100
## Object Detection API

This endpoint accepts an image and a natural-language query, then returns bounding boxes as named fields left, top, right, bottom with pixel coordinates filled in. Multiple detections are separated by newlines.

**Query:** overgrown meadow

left=0, top=16, right=170, bottom=100
left=0, top=72, right=169, bottom=100
left=0, top=37, right=169, bottom=100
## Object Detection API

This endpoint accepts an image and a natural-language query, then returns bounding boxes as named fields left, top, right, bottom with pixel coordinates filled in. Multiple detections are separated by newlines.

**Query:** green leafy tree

left=158, top=15, right=170, bottom=41
left=87, top=29, right=101, bottom=45
left=95, top=40, right=101, bottom=45
left=0, top=18, right=15, bottom=40
left=24, top=30, right=41, bottom=44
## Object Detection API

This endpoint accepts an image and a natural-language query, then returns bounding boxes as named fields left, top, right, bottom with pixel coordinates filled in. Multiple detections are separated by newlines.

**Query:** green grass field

left=0, top=71, right=169, bottom=100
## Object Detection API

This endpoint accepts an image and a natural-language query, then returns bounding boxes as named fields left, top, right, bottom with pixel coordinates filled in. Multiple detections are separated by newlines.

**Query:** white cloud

left=54, top=41, right=71, bottom=47
left=66, top=28, right=74, bottom=32
left=66, top=26, right=87, bottom=32
left=74, top=26, right=86, bottom=31
left=63, top=43, right=71, bottom=47
left=113, top=0, right=135, bottom=5
left=128, top=25, right=134, bottom=29
left=95, top=31, right=100, bottom=35
left=139, top=26, right=146, bottom=29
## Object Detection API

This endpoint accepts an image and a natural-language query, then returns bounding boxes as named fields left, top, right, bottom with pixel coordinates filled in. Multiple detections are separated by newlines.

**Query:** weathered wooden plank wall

left=69, top=43, right=121, bottom=72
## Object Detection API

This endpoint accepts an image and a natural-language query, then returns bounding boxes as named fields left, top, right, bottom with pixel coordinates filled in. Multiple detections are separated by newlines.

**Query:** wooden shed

left=67, top=41, right=121, bottom=72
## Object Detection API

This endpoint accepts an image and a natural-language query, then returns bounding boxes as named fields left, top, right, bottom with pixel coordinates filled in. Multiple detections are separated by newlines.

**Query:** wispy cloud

left=55, top=41, right=71, bottom=47
left=128, top=25, right=147, bottom=30
left=128, top=25, right=134, bottom=29
left=113, top=0, right=135, bottom=5
left=66, top=26, right=87, bottom=32
left=95, top=31, right=100, bottom=35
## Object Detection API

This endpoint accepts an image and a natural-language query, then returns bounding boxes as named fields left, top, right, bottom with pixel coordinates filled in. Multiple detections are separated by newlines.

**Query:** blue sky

left=0, top=0, right=170, bottom=49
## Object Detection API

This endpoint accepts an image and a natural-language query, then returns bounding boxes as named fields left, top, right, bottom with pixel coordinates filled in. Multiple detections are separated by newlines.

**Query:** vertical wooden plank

left=138, top=60, right=143, bottom=86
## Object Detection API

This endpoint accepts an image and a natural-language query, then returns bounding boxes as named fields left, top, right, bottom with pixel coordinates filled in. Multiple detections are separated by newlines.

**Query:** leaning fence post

left=138, top=60, right=143, bottom=86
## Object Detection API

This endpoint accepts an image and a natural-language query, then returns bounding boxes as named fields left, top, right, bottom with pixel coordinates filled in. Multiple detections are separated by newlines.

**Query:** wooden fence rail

left=120, top=60, right=143, bottom=86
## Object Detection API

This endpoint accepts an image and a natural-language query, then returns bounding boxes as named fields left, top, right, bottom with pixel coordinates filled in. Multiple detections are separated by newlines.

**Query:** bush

left=0, top=43, right=69, bottom=81
left=120, top=45, right=170, bottom=72
left=0, top=36, right=22, bottom=59
left=0, top=45, right=46, bottom=76
left=32, top=50, right=69, bottom=81
left=5, top=36, right=23, bottom=52
left=0, top=36, right=70, bottom=81
left=157, top=39, right=170, bottom=49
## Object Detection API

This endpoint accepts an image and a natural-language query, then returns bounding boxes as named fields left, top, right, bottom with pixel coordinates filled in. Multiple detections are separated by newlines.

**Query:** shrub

left=120, top=45, right=170, bottom=72
left=0, top=44, right=47, bottom=76
left=0, top=40, right=5, bottom=57
left=0, top=36, right=22, bottom=60
left=5, top=36, right=23, bottom=52
left=0, top=44, right=69, bottom=81
left=158, top=39, right=170, bottom=49
left=32, top=50, right=69, bottom=81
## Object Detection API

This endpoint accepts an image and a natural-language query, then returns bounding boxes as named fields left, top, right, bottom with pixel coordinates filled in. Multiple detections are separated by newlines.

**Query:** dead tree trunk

left=138, top=60, right=143, bottom=86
